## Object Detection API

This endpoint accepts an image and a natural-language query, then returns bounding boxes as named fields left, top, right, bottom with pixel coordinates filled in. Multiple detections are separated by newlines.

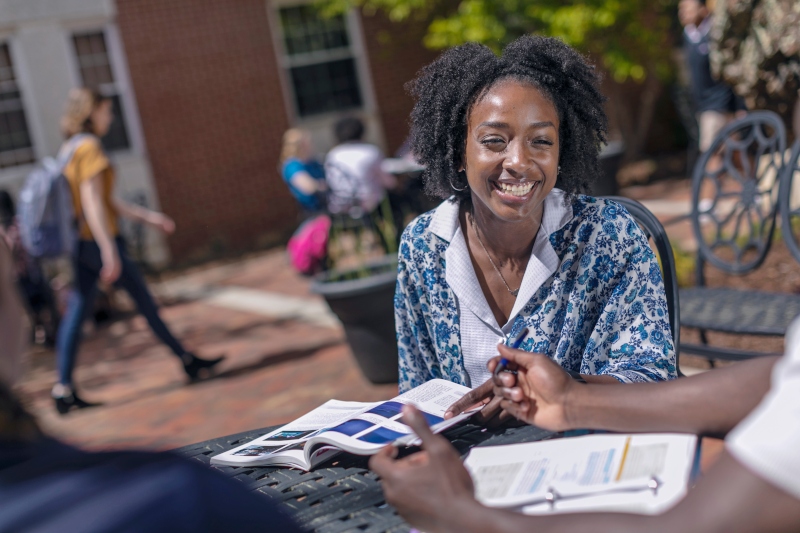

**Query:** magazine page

left=464, top=433, right=697, bottom=514
left=305, top=379, right=474, bottom=456
left=210, top=400, right=377, bottom=467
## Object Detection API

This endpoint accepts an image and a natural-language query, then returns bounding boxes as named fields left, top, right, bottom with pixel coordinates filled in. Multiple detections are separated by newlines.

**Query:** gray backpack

left=18, top=135, right=88, bottom=258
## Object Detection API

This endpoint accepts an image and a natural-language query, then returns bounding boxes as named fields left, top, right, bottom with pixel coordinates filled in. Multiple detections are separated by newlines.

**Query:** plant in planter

left=310, top=197, right=400, bottom=384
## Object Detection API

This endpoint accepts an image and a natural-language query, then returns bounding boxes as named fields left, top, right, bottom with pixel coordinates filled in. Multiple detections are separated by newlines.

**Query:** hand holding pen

left=493, top=327, right=529, bottom=378
left=443, top=328, right=530, bottom=423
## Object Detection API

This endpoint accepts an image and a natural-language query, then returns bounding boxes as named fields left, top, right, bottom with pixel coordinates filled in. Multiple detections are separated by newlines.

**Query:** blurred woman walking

left=52, top=88, right=222, bottom=414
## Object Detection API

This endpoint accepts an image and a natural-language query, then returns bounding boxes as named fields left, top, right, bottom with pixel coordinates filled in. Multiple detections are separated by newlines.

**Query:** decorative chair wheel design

left=691, top=111, right=787, bottom=274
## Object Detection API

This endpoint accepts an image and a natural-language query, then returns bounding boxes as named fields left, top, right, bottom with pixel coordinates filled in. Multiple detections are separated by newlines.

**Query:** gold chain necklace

left=469, top=213, right=520, bottom=297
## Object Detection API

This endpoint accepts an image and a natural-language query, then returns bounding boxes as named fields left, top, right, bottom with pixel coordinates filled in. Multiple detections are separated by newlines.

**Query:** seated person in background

left=324, top=116, right=396, bottom=216
left=0, top=230, right=300, bottom=533
left=280, top=128, right=327, bottom=215
left=0, top=190, right=59, bottom=346
left=396, top=36, right=677, bottom=405
left=372, top=331, right=800, bottom=533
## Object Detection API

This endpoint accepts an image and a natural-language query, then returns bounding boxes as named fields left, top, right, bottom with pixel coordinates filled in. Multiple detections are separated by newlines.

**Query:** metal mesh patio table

left=175, top=422, right=557, bottom=533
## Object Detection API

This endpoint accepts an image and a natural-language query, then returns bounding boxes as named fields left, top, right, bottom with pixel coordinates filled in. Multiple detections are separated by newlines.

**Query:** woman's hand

left=444, top=356, right=514, bottom=426
left=147, top=212, right=176, bottom=235
left=491, top=344, right=577, bottom=431
left=444, top=378, right=493, bottom=420
left=100, top=246, right=122, bottom=284
left=370, top=405, right=475, bottom=533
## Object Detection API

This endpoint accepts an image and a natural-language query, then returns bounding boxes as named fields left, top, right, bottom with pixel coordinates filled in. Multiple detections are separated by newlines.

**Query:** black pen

left=494, top=327, right=529, bottom=377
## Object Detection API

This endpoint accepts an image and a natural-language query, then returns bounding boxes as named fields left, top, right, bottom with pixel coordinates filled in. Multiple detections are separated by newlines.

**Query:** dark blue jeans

left=56, top=237, right=185, bottom=386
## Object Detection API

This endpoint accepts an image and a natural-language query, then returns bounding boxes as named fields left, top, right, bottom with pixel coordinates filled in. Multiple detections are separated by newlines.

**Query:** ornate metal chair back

left=780, top=138, right=800, bottom=263
left=690, top=111, right=787, bottom=276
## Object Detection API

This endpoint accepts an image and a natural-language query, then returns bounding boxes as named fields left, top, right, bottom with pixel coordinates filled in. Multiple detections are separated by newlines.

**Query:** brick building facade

left=116, top=1, right=435, bottom=263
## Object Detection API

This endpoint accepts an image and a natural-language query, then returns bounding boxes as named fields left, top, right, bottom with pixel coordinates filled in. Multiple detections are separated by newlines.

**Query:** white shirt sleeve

left=726, top=317, right=800, bottom=500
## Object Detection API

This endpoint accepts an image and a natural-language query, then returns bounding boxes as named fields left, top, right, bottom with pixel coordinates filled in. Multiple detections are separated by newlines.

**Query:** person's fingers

left=497, top=372, right=516, bottom=388
left=405, top=450, right=430, bottom=466
left=401, top=405, right=437, bottom=448
left=496, top=344, right=541, bottom=368
left=445, top=379, right=493, bottom=418
left=486, top=356, right=502, bottom=374
left=473, top=394, right=503, bottom=424
left=495, top=386, right=525, bottom=403
left=499, top=399, right=530, bottom=420
left=483, top=403, right=516, bottom=428
left=369, top=445, right=398, bottom=477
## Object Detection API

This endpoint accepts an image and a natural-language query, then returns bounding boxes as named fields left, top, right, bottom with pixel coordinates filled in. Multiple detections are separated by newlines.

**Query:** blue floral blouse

left=395, top=191, right=677, bottom=393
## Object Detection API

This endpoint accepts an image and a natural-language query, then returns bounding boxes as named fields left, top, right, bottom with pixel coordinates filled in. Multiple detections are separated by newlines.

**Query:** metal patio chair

left=780, top=138, right=800, bottom=263
left=680, top=111, right=800, bottom=361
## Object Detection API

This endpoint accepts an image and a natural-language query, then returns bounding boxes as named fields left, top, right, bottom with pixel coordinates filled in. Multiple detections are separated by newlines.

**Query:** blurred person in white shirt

left=324, top=117, right=396, bottom=217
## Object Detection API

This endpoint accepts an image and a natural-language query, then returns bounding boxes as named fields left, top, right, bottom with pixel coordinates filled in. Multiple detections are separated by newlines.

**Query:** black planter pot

left=310, top=256, right=399, bottom=384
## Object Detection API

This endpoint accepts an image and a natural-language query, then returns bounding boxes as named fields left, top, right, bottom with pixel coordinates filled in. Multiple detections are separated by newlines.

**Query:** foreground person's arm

left=372, top=406, right=800, bottom=533
left=493, top=344, right=777, bottom=437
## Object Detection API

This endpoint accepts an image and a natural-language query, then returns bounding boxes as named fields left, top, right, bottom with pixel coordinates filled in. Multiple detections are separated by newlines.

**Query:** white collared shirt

left=432, top=190, right=573, bottom=385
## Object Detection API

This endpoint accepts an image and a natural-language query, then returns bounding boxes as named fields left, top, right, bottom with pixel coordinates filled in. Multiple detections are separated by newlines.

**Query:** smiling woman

left=395, top=36, right=677, bottom=397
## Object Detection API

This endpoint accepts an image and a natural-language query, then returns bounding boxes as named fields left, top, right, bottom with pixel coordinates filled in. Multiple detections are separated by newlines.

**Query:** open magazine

left=211, top=379, right=475, bottom=471
left=465, top=433, right=697, bottom=515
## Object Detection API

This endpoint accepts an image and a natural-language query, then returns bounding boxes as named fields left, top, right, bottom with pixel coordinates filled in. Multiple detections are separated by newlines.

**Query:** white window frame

left=64, top=23, right=145, bottom=156
left=0, top=39, right=36, bottom=169
left=268, top=0, right=378, bottom=124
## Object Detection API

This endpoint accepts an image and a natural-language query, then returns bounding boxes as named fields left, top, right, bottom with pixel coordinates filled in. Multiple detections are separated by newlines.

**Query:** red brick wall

left=116, top=0, right=295, bottom=263
left=359, top=12, right=439, bottom=155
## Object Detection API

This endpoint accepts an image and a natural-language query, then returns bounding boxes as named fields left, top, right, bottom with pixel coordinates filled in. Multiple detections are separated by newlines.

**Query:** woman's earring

left=450, top=176, right=468, bottom=192
left=557, top=165, right=561, bottom=175
left=450, top=165, right=468, bottom=192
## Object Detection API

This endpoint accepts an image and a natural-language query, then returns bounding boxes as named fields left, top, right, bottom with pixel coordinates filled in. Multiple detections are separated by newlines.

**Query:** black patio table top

left=175, top=422, right=558, bottom=533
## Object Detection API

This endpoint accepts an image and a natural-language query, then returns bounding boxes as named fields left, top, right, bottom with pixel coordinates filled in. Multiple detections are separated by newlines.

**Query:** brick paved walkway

left=15, top=250, right=397, bottom=451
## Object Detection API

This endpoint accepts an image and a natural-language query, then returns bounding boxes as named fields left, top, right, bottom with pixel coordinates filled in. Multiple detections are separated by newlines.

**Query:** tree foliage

left=318, top=0, right=678, bottom=84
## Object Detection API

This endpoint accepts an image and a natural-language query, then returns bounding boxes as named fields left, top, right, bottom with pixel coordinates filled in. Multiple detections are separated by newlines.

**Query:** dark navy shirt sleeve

left=0, top=439, right=301, bottom=533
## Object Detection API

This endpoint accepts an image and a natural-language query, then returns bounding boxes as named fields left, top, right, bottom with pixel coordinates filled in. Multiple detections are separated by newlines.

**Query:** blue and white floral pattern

left=395, top=195, right=677, bottom=392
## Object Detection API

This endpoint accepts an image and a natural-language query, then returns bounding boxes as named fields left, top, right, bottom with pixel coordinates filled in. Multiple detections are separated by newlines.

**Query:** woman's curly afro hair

left=406, top=35, right=608, bottom=202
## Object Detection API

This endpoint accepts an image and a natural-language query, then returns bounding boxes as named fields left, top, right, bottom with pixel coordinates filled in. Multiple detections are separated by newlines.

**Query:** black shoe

left=181, top=353, right=225, bottom=382
left=53, top=390, right=102, bottom=415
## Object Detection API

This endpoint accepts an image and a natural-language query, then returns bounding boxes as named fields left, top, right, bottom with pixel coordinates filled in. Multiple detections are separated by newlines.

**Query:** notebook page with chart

left=465, top=433, right=697, bottom=515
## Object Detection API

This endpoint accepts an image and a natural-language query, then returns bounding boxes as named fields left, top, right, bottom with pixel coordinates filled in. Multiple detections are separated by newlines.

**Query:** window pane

left=290, top=58, right=362, bottom=117
left=89, top=33, right=107, bottom=55
left=72, top=32, right=131, bottom=151
left=280, top=5, right=350, bottom=56
left=101, top=94, right=130, bottom=152
left=73, top=32, right=115, bottom=88
left=82, top=67, right=99, bottom=89
left=0, top=43, right=34, bottom=168
left=74, top=35, right=93, bottom=56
